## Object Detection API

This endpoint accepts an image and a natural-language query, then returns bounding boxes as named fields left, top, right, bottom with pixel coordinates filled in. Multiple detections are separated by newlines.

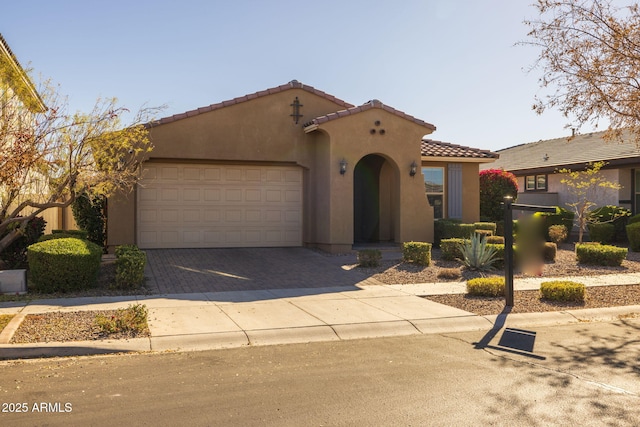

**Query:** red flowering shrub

left=479, top=169, right=518, bottom=221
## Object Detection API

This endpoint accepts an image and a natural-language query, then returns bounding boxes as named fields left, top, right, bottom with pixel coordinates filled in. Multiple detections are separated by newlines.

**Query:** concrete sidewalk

left=1, top=276, right=640, bottom=360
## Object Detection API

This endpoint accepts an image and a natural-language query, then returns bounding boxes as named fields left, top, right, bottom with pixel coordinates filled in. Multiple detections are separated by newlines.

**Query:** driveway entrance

left=144, top=247, right=376, bottom=294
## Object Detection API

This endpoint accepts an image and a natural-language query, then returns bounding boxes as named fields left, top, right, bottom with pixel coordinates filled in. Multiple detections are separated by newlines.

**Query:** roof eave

left=421, top=156, right=498, bottom=163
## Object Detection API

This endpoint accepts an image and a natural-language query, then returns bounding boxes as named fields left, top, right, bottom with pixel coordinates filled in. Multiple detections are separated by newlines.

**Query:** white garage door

left=137, top=163, right=303, bottom=249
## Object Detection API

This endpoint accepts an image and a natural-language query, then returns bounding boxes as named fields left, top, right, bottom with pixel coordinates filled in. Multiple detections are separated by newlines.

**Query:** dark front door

left=354, top=154, right=385, bottom=243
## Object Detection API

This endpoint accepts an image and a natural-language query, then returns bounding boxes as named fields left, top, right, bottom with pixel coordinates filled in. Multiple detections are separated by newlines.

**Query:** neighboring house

left=483, top=130, right=640, bottom=215
left=0, top=34, right=76, bottom=233
left=107, top=81, right=498, bottom=253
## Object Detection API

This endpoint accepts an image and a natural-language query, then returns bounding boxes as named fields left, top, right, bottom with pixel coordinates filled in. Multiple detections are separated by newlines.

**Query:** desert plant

left=627, top=222, right=640, bottom=252
left=466, top=277, right=505, bottom=297
left=95, top=304, right=149, bottom=334
left=479, top=169, right=518, bottom=221
left=27, top=237, right=103, bottom=293
left=440, top=238, right=466, bottom=261
left=458, top=234, right=500, bottom=271
left=115, top=245, right=147, bottom=288
left=357, top=249, right=382, bottom=267
left=540, top=281, right=585, bottom=302
left=436, top=267, right=462, bottom=280
left=548, top=224, right=568, bottom=244
left=587, top=222, right=615, bottom=244
left=575, top=243, right=627, bottom=266
left=402, top=242, right=431, bottom=266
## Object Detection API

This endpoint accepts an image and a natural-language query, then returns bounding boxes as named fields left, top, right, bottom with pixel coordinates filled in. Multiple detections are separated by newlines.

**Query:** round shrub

left=587, top=222, right=615, bottom=244
left=540, top=281, right=585, bottom=302
left=357, top=249, right=382, bottom=267
left=479, top=169, right=518, bottom=221
left=27, top=238, right=102, bottom=293
left=115, top=245, right=147, bottom=288
left=548, top=225, right=568, bottom=244
left=467, top=277, right=505, bottom=297
left=627, top=222, right=640, bottom=252
left=575, top=243, right=627, bottom=266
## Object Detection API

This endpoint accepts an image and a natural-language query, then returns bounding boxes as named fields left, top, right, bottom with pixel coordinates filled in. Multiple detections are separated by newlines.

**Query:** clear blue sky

left=2, top=0, right=588, bottom=152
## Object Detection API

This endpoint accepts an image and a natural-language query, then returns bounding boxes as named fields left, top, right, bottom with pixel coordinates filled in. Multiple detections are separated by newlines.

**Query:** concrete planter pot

left=0, top=269, right=27, bottom=295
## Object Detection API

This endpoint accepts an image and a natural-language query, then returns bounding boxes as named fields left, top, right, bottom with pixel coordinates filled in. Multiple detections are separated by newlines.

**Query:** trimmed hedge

left=357, top=249, right=382, bottom=267
left=115, top=245, right=147, bottom=288
left=534, top=207, right=575, bottom=241
left=575, top=243, right=627, bottom=266
left=27, top=238, right=102, bottom=293
left=627, top=222, right=640, bottom=252
left=434, top=219, right=476, bottom=246
left=486, top=235, right=505, bottom=244
left=474, top=222, right=497, bottom=235
left=52, top=229, right=89, bottom=239
left=588, top=205, right=630, bottom=242
left=628, top=213, right=640, bottom=226
left=440, top=238, right=465, bottom=261
left=402, top=242, right=431, bottom=266
left=587, top=222, right=615, bottom=244
left=543, top=242, right=557, bottom=262
left=540, top=281, right=585, bottom=302
left=467, top=277, right=505, bottom=297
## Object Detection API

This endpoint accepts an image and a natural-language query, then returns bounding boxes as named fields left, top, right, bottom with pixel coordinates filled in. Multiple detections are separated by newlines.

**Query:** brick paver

left=144, top=247, right=379, bottom=294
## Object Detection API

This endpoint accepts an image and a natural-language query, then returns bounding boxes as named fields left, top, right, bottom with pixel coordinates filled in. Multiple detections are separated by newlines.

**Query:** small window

left=423, top=167, right=444, bottom=219
left=525, top=174, right=547, bottom=191
left=536, top=175, right=547, bottom=190
left=526, top=176, right=536, bottom=191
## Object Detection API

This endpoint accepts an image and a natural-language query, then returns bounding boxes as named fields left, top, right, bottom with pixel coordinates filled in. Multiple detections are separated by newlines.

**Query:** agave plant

left=458, top=233, right=500, bottom=271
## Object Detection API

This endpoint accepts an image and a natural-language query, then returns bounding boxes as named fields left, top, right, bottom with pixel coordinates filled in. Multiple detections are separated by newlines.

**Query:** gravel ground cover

left=10, top=310, right=150, bottom=343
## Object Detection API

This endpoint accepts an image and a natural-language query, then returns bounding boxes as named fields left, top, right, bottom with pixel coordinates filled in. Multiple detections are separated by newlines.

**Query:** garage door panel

left=137, top=163, right=302, bottom=248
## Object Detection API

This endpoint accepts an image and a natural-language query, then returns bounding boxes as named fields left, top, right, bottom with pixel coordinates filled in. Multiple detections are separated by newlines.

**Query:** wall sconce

left=340, top=159, right=348, bottom=175
left=410, top=161, right=418, bottom=177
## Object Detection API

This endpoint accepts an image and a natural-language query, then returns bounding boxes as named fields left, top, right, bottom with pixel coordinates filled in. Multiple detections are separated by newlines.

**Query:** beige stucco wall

left=107, top=88, right=456, bottom=252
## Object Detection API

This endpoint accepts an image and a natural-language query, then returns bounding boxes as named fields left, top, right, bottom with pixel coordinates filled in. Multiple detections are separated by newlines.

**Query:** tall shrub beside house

left=72, top=192, right=107, bottom=251
left=479, top=169, right=518, bottom=221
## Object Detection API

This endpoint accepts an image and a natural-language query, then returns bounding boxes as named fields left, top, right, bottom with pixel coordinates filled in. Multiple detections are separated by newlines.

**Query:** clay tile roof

left=421, top=139, right=499, bottom=159
left=149, top=80, right=354, bottom=127
left=304, top=99, right=436, bottom=130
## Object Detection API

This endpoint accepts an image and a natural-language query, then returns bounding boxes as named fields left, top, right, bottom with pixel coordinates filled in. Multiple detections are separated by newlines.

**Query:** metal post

left=503, top=196, right=514, bottom=307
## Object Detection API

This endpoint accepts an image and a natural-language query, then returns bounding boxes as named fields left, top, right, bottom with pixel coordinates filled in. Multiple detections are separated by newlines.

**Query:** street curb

left=0, top=338, right=151, bottom=360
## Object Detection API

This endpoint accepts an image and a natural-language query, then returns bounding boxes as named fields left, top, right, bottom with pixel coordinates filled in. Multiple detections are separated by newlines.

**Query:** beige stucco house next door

left=106, top=81, right=497, bottom=253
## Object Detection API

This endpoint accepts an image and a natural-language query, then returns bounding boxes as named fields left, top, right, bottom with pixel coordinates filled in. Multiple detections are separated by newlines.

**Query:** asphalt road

left=1, top=318, right=639, bottom=426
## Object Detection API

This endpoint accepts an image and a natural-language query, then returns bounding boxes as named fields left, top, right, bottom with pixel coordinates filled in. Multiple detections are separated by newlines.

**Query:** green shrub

left=486, top=235, right=505, bottom=244
left=475, top=229, right=493, bottom=238
left=459, top=234, right=500, bottom=271
left=434, top=219, right=461, bottom=246
left=495, top=220, right=518, bottom=237
left=38, top=233, right=84, bottom=242
left=27, top=238, right=102, bottom=293
left=402, top=242, right=432, bottom=266
left=0, top=216, right=46, bottom=268
left=357, top=249, right=382, bottom=267
left=587, top=222, right=615, bottom=244
left=548, top=225, right=568, bottom=244
left=52, top=229, right=89, bottom=239
left=535, top=207, right=575, bottom=240
left=440, top=238, right=465, bottom=261
left=543, top=242, right=557, bottom=262
left=479, top=169, right=518, bottom=221
left=467, top=277, right=505, bottom=297
left=474, top=222, right=497, bottom=235
left=628, top=213, right=640, bottom=226
left=95, top=304, right=148, bottom=334
left=540, top=281, right=585, bottom=302
left=575, top=243, right=627, bottom=266
left=627, top=222, right=640, bottom=252
left=589, top=205, right=631, bottom=241
left=115, top=245, right=147, bottom=288
left=72, top=192, right=107, bottom=251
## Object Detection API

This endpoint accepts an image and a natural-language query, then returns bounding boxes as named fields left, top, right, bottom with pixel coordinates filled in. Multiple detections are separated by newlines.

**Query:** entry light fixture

left=340, top=158, right=348, bottom=175
left=410, top=161, right=418, bottom=177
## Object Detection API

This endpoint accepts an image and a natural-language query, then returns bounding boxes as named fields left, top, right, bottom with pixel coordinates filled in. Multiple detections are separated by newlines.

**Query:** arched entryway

left=353, top=154, right=398, bottom=243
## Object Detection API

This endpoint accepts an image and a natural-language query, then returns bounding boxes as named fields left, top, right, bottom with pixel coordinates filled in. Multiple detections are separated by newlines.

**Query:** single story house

left=483, top=130, right=640, bottom=215
left=107, top=81, right=498, bottom=253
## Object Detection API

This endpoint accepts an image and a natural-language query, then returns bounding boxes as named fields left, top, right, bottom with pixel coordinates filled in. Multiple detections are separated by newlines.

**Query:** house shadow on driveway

left=144, top=247, right=377, bottom=296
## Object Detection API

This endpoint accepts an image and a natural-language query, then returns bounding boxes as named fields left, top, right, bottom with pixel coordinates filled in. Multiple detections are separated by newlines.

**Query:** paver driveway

left=145, top=247, right=380, bottom=294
